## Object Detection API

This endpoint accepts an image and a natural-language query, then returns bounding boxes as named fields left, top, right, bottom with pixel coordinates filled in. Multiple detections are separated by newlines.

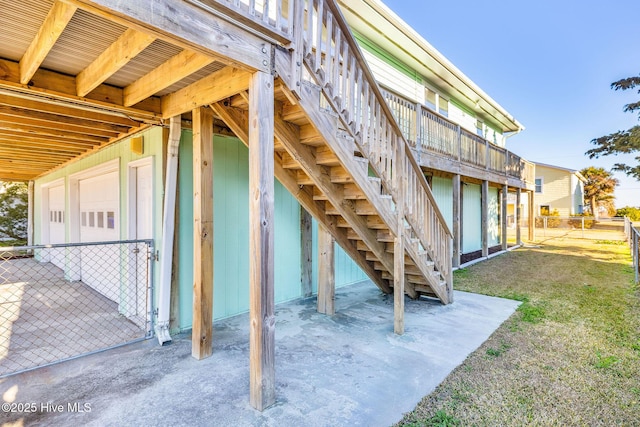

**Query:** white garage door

left=79, top=171, right=120, bottom=301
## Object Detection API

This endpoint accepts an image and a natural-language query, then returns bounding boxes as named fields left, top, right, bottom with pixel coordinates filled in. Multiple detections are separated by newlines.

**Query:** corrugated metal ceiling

left=41, top=8, right=127, bottom=77
left=0, top=0, right=54, bottom=63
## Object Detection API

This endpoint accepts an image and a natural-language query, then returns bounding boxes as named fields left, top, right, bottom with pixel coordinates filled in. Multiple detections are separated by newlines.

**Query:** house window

left=535, top=178, right=543, bottom=193
left=540, top=205, right=550, bottom=216
left=476, top=120, right=484, bottom=137
left=438, top=98, right=449, bottom=117
left=107, top=211, right=115, bottom=229
left=425, top=88, right=437, bottom=110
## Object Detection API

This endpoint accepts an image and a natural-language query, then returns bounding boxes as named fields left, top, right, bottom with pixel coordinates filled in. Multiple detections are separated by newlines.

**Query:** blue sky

left=384, top=0, right=640, bottom=207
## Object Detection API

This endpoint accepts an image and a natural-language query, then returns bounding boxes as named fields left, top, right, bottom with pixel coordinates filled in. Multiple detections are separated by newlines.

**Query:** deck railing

left=293, top=0, right=453, bottom=292
left=381, top=87, right=535, bottom=185
left=194, top=0, right=294, bottom=42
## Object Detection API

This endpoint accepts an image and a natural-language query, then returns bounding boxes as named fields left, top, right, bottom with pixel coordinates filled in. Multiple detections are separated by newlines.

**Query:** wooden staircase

left=213, top=0, right=453, bottom=304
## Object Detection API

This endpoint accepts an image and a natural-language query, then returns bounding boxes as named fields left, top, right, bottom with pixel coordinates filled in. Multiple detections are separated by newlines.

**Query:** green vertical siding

left=488, top=187, right=500, bottom=246
left=430, top=176, right=454, bottom=231
left=462, top=183, right=482, bottom=253
left=177, top=133, right=302, bottom=327
left=177, top=133, right=368, bottom=329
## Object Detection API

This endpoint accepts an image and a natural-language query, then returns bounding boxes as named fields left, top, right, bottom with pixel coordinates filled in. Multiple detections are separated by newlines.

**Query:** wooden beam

left=502, top=185, right=508, bottom=251
left=452, top=174, right=461, bottom=268
left=64, top=0, right=271, bottom=72
left=300, top=208, right=313, bottom=298
left=248, top=71, right=275, bottom=411
left=0, top=92, right=143, bottom=127
left=0, top=58, right=161, bottom=120
left=161, top=66, right=250, bottom=118
left=481, top=180, right=489, bottom=258
left=191, top=106, right=214, bottom=360
left=77, top=28, right=155, bottom=97
left=394, top=146, right=405, bottom=335
left=0, top=130, right=98, bottom=148
left=0, top=121, right=108, bottom=143
left=317, top=224, right=335, bottom=315
left=124, top=50, right=214, bottom=107
left=0, top=112, right=121, bottom=138
left=20, top=1, right=77, bottom=84
left=0, top=138, right=87, bottom=154
left=210, top=102, right=389, bottom=292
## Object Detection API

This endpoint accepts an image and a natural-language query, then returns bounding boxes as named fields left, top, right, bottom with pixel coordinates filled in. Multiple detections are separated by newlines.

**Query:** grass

left=395, top=235, right=640, bottom=426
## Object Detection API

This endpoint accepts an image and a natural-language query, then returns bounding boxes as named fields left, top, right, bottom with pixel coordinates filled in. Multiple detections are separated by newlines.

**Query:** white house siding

left=448, top=103, right=478, bottom=135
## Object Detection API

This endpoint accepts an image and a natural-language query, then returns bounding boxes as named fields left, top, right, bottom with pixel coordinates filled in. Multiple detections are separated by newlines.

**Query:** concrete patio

left=0, top=281, right=519, bottom=426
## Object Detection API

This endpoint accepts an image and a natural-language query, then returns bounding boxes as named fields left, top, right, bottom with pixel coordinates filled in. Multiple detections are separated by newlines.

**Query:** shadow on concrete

left=0, top=281, right=519, bottom=427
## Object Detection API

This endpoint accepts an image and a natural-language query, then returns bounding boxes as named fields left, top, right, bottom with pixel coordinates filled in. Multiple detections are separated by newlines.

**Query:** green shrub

left=615, top=206, right=640, bottom=221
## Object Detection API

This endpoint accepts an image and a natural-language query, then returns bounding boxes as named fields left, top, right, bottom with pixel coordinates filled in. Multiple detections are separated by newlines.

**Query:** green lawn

left=396, top=236, right=639, bottom=426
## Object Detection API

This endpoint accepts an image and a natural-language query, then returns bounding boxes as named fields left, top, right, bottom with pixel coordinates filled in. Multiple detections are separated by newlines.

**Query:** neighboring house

left=534, top=163, right=586, bottom=217
left=0, top=0, right=533, bottom=409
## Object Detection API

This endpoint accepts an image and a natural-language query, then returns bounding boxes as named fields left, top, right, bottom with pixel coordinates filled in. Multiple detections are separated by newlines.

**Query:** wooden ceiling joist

left=124, top=50, right=214, bottom=107
left=0, top=137, right=91, bottom=153
left=19, top=1, right=77, bottom=85
left=0, top=59, right=161, bottom=122
left=0, top=114, right=118, bottom=138
left=0, top=93, right=142, bottom=128
left=0, top=132, right=98, bottom=150
left=76, top=28, right=155, bottom=97
left=0, top=122, right=107, bottom=144
left=0, top=105, right=130, bottom=134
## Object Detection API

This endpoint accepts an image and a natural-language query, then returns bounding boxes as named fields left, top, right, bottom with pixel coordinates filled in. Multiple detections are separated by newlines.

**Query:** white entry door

left=134, top=163, right=153, bottom=240
left=79, top=171, right=120, bottom=301
left=47, top=184, right=66, bottom=269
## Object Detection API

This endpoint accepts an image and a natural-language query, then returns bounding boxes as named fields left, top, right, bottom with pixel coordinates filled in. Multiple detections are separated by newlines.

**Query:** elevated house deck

left=0, top=0, right=533, bottom=409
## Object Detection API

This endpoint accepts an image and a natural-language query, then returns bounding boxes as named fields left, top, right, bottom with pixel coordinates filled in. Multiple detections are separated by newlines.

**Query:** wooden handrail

left=322, top=0, right=452, bottom=237
left=292, top=0, right=453, bottom=284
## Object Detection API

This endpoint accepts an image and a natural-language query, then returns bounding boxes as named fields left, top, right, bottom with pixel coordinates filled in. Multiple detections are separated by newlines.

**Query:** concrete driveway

left=0, top=281, right=519, bottom=427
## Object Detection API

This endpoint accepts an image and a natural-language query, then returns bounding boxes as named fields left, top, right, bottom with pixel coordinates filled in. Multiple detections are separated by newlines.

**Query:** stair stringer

left=292, top=80, right=450, bottom=303
left=210, top=102, right=390, bottom=293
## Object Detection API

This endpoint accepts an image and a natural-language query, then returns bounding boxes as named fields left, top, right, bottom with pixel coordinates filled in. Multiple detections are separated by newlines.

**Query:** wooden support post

left=481, top=180, right=489, bottom=258
left=501, top=185, right=508, bottom=251
left=248, top=71, right=275, bottom=412
left=192, top=106, right=214, bottom=360
left=516, top=188, right=522, bottom=245
left=317, top=224, right=335, bottom=315
left=394, top=143, right=405, bottom=335
left=300, top=208, right=313, bottom=298
left=452, top=174, right=461, bottom=267
left=528, top=190, right=535, bottom=241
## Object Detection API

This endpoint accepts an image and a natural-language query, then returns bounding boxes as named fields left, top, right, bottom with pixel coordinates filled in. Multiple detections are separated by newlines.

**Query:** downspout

left=155, top=116, right=181, bottom=345
left=27, top=181, right=34, bottom=246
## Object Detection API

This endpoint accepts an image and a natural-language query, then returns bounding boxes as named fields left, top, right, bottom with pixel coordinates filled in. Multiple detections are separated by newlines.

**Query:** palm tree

left=580, top=167, right=619, bottom=219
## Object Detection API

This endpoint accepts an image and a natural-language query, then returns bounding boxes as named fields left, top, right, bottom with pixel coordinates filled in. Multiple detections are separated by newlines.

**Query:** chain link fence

left=0, top=240, right=154, bottom=377
left=624, top=218, right=639, bottom=284
left=533, top=216, right=626, bottom=240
